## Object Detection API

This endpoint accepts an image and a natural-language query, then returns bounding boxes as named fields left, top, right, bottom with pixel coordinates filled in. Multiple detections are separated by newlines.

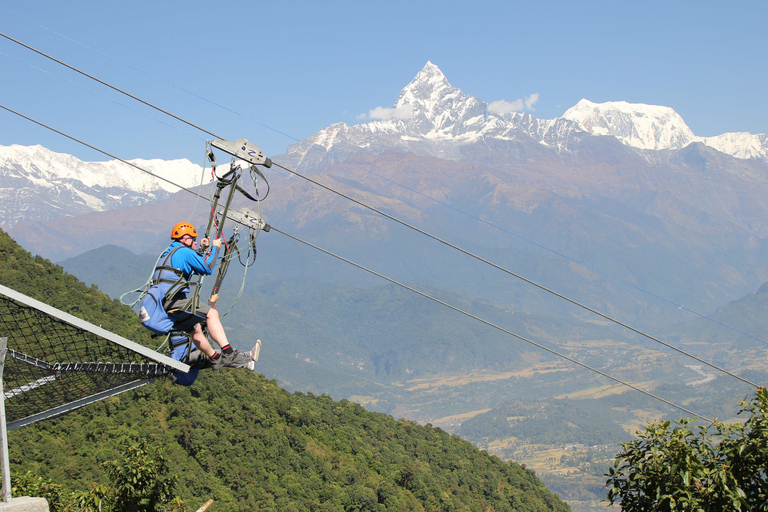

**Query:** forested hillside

left=0, top=229, right=154, bottom=347
left=0, top=228, right=569, bottom=511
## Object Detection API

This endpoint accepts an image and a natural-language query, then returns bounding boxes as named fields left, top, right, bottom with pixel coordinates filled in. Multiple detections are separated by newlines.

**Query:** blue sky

left=1, top=0, right=765, bottom=162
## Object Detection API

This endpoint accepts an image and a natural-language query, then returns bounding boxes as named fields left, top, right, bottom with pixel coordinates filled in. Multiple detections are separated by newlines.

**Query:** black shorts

left=167, top=297, right=209, bottom=331
left=166, top=297, right=210, bottom=316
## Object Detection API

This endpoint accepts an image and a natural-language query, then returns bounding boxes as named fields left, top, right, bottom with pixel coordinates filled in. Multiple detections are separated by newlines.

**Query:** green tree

left=606, top=387, right=768, bottom=511
left=11, top=471, right=108, bottom=512
left=11, top=471, right=67, bottom=510
left=102, top=441, right=185, bottom=512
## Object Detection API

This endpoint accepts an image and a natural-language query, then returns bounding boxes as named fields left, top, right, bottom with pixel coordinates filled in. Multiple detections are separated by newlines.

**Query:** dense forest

left=0, top=229, right=569, bottom=511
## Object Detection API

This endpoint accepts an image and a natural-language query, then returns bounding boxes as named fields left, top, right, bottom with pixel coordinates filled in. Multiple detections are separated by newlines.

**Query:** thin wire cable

left=266, top=166, right=764, bottom=388
left=269, top=226, right=714, bottom=423
left=2, top=102, right=761, bottom=390
left=3, top=17, right=764, bottom=353
left=307, top=153, right=768, bottom=349
left=0, top=104, right=207, bottom=198
left=0, top=50, right=205, bottom=143
left=4, top=23, right=761, bottom=359
left=1, top=11, right=762, bottom=363
left=0, top=104, right=729, bottom=422
left=271, top=161, right=762, bottom=388
left=0, top=7, right=295, bottom=144
left=0, top=30, right=223, bottom=140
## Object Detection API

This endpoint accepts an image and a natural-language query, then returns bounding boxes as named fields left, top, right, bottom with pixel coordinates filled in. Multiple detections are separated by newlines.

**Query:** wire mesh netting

left=0, top=286, right=183, bottom=427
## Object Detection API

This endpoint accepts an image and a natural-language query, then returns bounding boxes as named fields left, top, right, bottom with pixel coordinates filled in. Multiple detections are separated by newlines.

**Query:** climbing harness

left=137, top=245, right=207, bottom=335
left=124, top=137, right=273, bottom=346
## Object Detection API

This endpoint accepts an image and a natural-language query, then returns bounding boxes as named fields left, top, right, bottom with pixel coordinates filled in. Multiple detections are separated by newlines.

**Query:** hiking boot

left=224, top=356, right=254, bottom=370
left=231, top=340, right=262, bottom=365
left=210, top=352, right=225, bottom=370
left=211, top=349, right=239, bottom=370
left=248, top=339, right=262, bottom=362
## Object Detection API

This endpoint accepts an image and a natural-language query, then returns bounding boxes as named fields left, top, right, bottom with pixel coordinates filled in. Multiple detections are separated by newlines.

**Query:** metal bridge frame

left=0, top=284, right=190, bottom=502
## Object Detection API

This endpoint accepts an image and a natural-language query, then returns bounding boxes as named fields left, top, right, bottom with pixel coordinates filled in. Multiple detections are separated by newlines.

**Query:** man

left=140, top=222, right=259, bottom=370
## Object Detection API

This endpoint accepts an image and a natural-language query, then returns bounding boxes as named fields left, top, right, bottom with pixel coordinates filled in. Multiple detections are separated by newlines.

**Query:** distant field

left=404, top=362, right=573, bottom=391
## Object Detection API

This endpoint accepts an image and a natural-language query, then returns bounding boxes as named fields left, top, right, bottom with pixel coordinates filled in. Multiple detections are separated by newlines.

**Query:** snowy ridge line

left=289, top=62, right=767, bottom=168
left=0, top=143, right=202, bottom=194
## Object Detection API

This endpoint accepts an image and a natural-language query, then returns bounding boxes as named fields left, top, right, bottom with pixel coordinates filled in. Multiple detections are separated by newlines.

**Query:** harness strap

left=235, top=183, right=259, bottom=202
left=169, top=332, right=193, bottom=350
left=152, top=246, right=198, bottom=313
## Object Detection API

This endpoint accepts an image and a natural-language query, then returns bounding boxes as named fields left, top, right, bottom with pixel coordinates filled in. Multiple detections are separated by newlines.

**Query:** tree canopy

left=1, top=228, right=571, bottom=510
left=606, top=387, right=768, bottom=511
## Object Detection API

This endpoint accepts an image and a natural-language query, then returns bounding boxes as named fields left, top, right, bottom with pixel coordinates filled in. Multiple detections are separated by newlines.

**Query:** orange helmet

left=171, top=222, right=198, bottom=240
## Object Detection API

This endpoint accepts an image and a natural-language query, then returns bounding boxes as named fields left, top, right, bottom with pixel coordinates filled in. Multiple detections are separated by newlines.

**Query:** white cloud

left=488, top=94, right=540, bottom=115
left=488, top=99, right=524, bottom=115
left=362, top=104, right=414, bottom=121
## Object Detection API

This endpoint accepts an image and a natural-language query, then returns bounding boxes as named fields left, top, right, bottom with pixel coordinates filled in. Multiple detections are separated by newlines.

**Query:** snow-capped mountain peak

left=285, top=63, right=768, bottom=169
left=285, top=62, right=566, bottom=167
left=562, top=99, right=768, bottom=159
left=0, top=144, right=203, bottom=194
left=0, top=144, right=205, bottom=229
left=562, top=99, right=696, bottom=151
left=395, top=61, right=454, bottom=108
left=701, top=132, right=768, bottom=160
left=365, top=61, right=488, bottom=140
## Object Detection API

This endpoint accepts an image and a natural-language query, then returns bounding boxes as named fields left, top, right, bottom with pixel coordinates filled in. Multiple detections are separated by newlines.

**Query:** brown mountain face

left=11, top=137, right=768, bottom=319
left=14, top=136, right=768, bottom=421
left=9, top=185, right=213, bottom=259
left=270, top=137, right=768, bottom=242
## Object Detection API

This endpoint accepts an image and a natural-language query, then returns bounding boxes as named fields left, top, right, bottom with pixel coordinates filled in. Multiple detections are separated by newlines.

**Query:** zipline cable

left=0, top=30, right=223, bottom=141
left=0, top=28, right=757, bottom=360
left=3, top=21, right=766, bottom=355
left=0, top=104, right=262, bottom=327
left=0, top=103, right=727, bottom=422
left=0, top=104, right=208, bottom=198
left=0, top=49, right=205, bottom=143
left=0, top=27, right=762, bottom=379
left=1, top=101, right=761, bottom=390
left=269, top=226, right=715, bottom=423
left=271, top=160, right=763, bottom=388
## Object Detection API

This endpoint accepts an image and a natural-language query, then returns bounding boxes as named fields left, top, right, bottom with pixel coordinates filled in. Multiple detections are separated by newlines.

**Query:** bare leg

left=205, top=308, right=230, bottom=349
left=190, top=323, right=217, bottom=358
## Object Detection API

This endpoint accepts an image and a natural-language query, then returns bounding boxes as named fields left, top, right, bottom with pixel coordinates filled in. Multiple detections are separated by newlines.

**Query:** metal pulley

left=210, top=138, right=272, bottom=167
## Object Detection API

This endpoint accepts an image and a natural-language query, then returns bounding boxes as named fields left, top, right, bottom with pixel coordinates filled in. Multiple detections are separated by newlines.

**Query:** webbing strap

left=236, top=183, right=258, bottom=202
left=153, top=246, right=199, bottom=314
left=151, top=247, right=184, bottom=286
left=169, top=332, right=192, bottom=350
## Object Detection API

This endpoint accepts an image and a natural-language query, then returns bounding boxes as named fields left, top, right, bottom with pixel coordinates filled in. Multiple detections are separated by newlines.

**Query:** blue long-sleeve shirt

left=161, top=241, right=221, bottom=279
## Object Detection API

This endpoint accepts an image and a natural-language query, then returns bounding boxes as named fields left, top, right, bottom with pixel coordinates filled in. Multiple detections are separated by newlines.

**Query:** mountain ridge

left=0, top=143, right=204, bottom=229
left=285, top=62, right=768, bottom=171
left=3, top=62, right=767, bottom=233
